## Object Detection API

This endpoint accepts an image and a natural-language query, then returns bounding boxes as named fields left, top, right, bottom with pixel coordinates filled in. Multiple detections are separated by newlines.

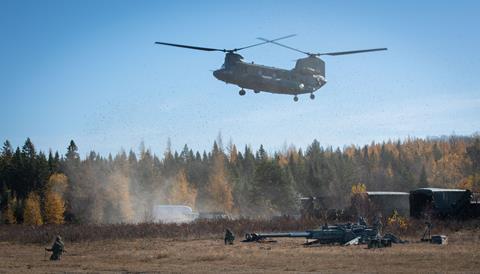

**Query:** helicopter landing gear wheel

left=293, top=95, right=299, bottom=102
left=310, top=93, right=315, bottom=100
left=254, top=90, right=260, bottom=94
left=239, top=89, right=246, bottom=96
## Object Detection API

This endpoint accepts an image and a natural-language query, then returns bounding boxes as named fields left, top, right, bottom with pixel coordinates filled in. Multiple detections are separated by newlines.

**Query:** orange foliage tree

left=168, top=169, right=197, bottom=208
left=43, top=173, right=68, bottom=224
left=23, top=192, right=43, bottom=225
left=3, top=195, right=17, bottom=224
left=458, top=173, right=480, bottom=192
left=205, top=153, right=234, bottom=213
left=351, top=183, right=369, bottom=218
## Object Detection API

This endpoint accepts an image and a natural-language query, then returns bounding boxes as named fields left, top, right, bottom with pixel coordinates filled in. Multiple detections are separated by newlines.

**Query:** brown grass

left=1, top=218, right=479, bottom=273
left=1, top=217, right=478, bottom=244
left=0, top=229, right=479, bottom=273
left=0, top=217, right=323, bottom=244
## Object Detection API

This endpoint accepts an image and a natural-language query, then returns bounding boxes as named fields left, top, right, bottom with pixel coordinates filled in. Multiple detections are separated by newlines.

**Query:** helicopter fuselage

left=213, top=53, right=326, bottom=95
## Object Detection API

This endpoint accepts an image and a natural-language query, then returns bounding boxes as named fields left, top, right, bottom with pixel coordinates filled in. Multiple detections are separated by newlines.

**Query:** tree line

left=1, top=135, right=479, bottom=224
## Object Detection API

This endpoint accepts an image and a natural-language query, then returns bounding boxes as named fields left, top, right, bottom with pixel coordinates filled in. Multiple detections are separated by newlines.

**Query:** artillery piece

left=243, top=223, right=380, bottom=246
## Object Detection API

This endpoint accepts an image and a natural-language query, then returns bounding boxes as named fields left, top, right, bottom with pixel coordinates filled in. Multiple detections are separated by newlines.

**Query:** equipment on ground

left=420, top=221, right=448, bottom=244
left=367, top=238, right=392, bottom=249
left=431, top=235, right=448, bottom=245
left=243, top=222, right=379, bottom=245
left=421, top=221, right=433, bottom=242
left=155, top=35, right=387, bottom=101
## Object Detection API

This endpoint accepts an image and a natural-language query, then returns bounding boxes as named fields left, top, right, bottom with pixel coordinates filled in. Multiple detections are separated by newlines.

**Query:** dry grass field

left=1, top=228, right=479, bottom=273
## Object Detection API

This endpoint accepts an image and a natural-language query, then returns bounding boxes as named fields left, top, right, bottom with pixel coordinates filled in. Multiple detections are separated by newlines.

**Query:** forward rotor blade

left=154, top=42, right=226, bottom=52
left=257, top=37, right=310, bottom=55
left=317, top=48, right=388, bottom=56
left=236, top=34, right=297, bottom=51
left=156, top=34, right=297, bottom=53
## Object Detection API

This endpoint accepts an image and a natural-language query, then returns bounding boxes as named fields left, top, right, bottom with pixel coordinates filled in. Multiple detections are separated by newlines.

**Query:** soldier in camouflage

left=224, top=229, right=235, bottom=245
left=374, top=214, right=383, bottom=237
left=45, top=235, right=65, bottom=260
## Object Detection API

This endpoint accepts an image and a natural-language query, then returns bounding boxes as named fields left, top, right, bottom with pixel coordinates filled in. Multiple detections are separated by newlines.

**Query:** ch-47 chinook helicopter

left=155, top=35, right=387, bottom=102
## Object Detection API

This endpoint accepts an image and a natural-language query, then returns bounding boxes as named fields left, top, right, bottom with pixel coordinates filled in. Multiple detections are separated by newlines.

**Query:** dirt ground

left=0, top=230, right=479, bottom=273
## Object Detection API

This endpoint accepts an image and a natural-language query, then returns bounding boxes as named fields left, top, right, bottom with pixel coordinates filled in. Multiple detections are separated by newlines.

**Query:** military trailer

left=470, top=193, right=480, bottom=217
left=366, top=191, right=410, bottom=217
left=409, top=188, right=472, bottom=218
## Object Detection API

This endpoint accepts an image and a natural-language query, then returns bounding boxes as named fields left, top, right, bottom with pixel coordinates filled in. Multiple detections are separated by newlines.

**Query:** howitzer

left=243, top=223, right=379, bottom=245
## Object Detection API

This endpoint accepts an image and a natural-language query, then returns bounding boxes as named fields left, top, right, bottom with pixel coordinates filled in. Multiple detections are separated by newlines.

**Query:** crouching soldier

left=224, top=229, right=235, bottom=245
left=45, top=235, right=66, bottom=260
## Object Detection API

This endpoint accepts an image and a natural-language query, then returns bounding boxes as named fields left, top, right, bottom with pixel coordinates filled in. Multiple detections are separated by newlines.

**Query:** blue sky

left=1, top=0, right=479, bottom=156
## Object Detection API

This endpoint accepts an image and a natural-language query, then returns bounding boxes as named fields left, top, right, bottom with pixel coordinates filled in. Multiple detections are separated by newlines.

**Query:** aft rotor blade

left=236, top=34, right=297, bottom=51
left=257, top=37, right=310, bottom=55
left=154, top=42, right=227, bottom=52
left=317, top=48, right=388, bottom=56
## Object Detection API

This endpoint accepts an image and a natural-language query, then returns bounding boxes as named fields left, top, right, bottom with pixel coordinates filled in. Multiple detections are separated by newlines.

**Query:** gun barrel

left=244, top=223, right=379, bottom=244
left=243, top=232, right=310, bottom=242
left=255, top=232, right=310, bottom=238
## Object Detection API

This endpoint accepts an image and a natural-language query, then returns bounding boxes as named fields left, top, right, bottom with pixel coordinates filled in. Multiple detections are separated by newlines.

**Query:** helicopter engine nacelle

left=294, top=56, right=325, bottom=76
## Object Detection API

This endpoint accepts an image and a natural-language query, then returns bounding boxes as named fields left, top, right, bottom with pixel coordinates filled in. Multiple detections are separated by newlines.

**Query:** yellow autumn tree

left=351, top=183, right=367, bottom=194
left=206, top=154, right=234, bottom=213
left=46, top=173, right=68, bottom=194
left=228, top=143, right=238, bottom=164
left=458, top=173, right=480, bottom=192
left=168, top=169, right=197, bottom=208
left=23, top=192, right=43, bottom=225
left=43, top=173, right=67, bottom=224
left=387, top=210, right=408, bottom=231
left=3, top=195, right=17, bottom=224
left=351, top=183, right=369, bottom=218
left=277, top=154, right=289, bottom=167
left=44, top=192, right=65, bottom=224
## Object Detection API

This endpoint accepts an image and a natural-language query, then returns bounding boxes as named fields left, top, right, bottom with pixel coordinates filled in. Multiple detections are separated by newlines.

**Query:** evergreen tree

left=1, top=140, right=13, bottom=158
left=0, top=141, right=14, bottom=198
left=253, top=158, right=297, bottom=215
left=66, top=140, right=80, bottom=163
left=256, top=144, right=268, bottom=162
left=48, top=150, right=61, bottom=173
left=305, top=140, right=332, bottom=196
left=20, top=138, right=39, bottom=196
